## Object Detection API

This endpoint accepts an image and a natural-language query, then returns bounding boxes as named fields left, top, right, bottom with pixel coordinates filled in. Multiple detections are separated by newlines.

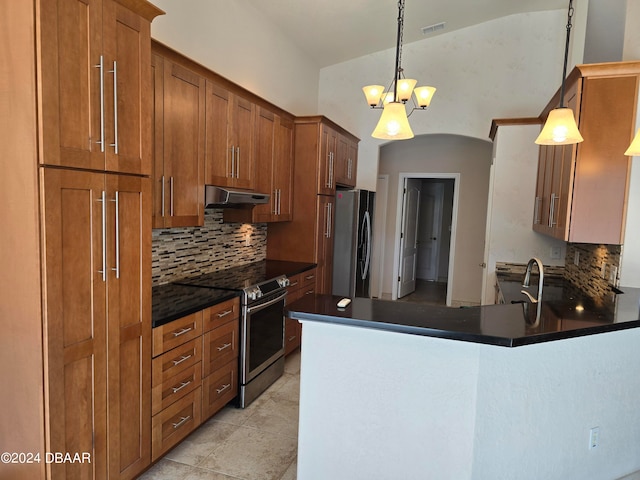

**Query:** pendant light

left=535, top=0, right=584, bottom=145
left=362, top=0, right=436, bottom=140
left=624, top=129, right=640, bottom=156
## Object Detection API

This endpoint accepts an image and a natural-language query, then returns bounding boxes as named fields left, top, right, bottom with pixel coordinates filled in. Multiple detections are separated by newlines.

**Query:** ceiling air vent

left=421, top=22, right=446, bottom=35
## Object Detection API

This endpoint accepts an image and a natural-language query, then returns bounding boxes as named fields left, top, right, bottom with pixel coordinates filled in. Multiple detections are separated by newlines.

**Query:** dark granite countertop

left=286, top=291, right=640, bottom=347
left=152, top=283, right=238, bottom=328
left=152, top=260, right=317, bottom=328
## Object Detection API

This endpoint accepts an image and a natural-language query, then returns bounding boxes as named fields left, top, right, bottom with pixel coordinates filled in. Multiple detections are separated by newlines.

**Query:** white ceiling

left=245, top=0, right=570, bottom=67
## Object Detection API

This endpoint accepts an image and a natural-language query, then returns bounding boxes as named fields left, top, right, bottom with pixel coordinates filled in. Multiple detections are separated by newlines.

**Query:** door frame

left=392, top=173, right=460, bottom=306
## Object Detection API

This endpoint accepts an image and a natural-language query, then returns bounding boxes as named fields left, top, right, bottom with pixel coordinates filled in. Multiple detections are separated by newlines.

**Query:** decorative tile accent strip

left=495, top=262, right=565, bottom=278
left=152, top=209, right=267, bottom=286
left=564, top=243, right=621, bottom=298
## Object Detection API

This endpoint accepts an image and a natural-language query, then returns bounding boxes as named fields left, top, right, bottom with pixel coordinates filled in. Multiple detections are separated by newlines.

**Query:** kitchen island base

left=296, top=320, right=640, bottom=480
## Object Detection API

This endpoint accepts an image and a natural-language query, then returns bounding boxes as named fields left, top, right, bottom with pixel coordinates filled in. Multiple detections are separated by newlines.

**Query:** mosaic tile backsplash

left=152, top=209, right=267, bottom=286
left=496, top=243, right=621, bottom=300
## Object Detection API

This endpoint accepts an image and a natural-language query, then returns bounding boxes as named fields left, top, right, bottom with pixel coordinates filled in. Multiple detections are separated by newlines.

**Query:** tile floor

left=397, top=279, right=447, bottom=305
left=140, top=351, right=301, bottom=480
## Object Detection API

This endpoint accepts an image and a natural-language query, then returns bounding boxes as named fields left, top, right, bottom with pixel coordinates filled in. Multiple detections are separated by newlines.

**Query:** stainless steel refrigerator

left=332, top=189, right=375, bottom=298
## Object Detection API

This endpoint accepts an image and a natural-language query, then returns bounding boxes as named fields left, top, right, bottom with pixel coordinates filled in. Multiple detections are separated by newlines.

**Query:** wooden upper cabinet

left=242, top=107, right=294, bottom=223
left=152, top=50, right=205, bottom=228
left=318, top=125, right=338, bottom=195
left=39, top=0, right=161, bottom=175
left=205, top=81, right=256, bottom=190
left=533, top=62, right=640, bottom=244
left=335, top=134, right=358, bottom=187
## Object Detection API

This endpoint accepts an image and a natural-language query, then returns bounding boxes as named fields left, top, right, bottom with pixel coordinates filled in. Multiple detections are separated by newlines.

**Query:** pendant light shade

left=625, top=128, right=640, bottom=156
left=535, top=107, right=583, bottom=145
left=536, top=0, right=583, bottom=146
left=372, top=102, right=414, bottom=140
left=362, top=85, right=384, bottom=107
left=413, top=86, right=437, bottom=108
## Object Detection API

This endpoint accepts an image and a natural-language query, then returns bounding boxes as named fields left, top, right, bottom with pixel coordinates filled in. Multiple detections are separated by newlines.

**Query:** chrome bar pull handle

left=217, top=309, right=233, bottom=318
left=109, top=191, right=120, bottom=279
left=172, top=354, right=192, bottom=366
left=98, top=191, right=107, bottom=281
left=324, top=203, right=330, bottom=238
left=170, top=177, right=174, bottom=217
left=172, top=380, right=191, bottom=394
left=108, top=61, right=118, bottom=153
left=161, top=175, right=165, bottom=218
left=172, top=326, right=193, bottom=337
left=236, top=147, right=240, bottom=178
left=216, top=383, right=231, bottom=395
left=534, top=196, right=541, bottom=225
left=172, top=416, right=191, bottom=429
left=95, top=56, right=105, bottom=152
left=327, top=202, right=332, bottom=238
left=230, top=146, right=235, bottom=178
left=549, top=193, right=558, bottom=227
left=216, top=342, right=232, bottom=352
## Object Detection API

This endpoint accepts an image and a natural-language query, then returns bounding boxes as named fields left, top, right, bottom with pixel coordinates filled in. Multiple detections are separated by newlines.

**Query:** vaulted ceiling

left=244, top=0, right=570, bottom=67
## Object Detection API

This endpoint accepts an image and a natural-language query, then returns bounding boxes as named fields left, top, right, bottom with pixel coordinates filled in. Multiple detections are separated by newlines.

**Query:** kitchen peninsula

left=287, top=293, right=640, bottom=480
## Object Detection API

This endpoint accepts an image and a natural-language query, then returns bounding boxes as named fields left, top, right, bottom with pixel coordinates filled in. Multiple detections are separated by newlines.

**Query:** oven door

left=241, top=290, right=286, bottom=384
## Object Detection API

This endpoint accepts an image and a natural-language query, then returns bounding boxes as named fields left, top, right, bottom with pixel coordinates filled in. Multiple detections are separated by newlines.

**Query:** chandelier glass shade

left=535, top=0, right=583, bottom=146
left=625, top=129, right=640, bottom=156
left=362, top=0, right=436, bottom=140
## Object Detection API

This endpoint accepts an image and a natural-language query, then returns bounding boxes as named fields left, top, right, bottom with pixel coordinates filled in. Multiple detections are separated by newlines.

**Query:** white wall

left=378, top=135, right=493, bottom=306
left=483, top=124, right=567, bottom=304
left=150, top=0, right=319, bottom=115
left=318, top=9, right=570, bottom=191
left=297, top=320, right=640, bottom=480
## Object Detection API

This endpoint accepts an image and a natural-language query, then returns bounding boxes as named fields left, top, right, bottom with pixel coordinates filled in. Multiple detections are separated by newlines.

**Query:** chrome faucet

left=521, top=257, right=544, bottom=304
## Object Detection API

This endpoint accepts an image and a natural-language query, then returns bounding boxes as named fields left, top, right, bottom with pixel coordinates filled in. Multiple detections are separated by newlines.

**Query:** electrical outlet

left=589, top=427, right=600, bottom=450
left=609, top=266, right=618, bottom=284
left=574, top=251, right=580, bottom=266
left=550, top=246, right=561, bottom=260
left=601, top=263, right=607, bottom=279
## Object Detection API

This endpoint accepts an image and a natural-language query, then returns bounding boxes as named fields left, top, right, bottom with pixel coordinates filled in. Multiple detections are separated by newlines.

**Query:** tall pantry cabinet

left=0, top=1, right=163, bottom=480
left=267, top=116, right=359, bottom=294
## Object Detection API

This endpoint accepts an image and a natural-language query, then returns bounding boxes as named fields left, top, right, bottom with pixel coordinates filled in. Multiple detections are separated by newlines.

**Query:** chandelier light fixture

left=535, top=0, right=583, bottom=145
left=625, top=130, right=640, bottom=156
left=362, top=0, right=436, bottom=140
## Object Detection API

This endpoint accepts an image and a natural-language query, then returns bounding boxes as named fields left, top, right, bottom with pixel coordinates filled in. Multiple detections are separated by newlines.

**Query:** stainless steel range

left=178, top=262, right=289, bottom=407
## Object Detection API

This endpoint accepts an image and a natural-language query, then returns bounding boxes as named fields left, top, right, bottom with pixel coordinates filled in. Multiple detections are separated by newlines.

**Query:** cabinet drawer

left=284, top=317, right=301, bottom=355
left=203, top=297, right=240, bottom=333
left=152, top=386, right=202, bottom=461
left=152, top=361, right=202, bottom=416
left=152, top=338, right=202, bottom=387
left=301, top=269, right=316, bottom=289
left=202, top=320, right=239, bottom=378
left=202, top=360, right=237, bottom=420
left=153, top=311, right=203, bottom=357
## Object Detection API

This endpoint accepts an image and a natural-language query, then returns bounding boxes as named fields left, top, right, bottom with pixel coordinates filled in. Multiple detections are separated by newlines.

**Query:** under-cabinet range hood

left=205, top=185, right=270, bottom=207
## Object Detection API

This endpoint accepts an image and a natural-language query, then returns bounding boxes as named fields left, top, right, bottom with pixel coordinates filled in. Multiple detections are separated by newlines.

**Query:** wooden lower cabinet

left=285, top=269, right=317, bottom=355
left=151, top=298, right=240, bottom=461
left=42, top=168, right=151, bottom=480
left=152, top=387, right=203, bottom=460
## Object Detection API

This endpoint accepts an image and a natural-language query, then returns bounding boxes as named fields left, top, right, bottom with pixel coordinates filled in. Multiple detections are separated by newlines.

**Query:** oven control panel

left=245, top=286, right=263, bottom=301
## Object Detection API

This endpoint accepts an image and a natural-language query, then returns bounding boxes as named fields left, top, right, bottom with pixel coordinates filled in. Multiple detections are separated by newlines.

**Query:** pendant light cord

left=559, top=0, right=574, bottom=108
left=393, top=0, right=406, bottom=103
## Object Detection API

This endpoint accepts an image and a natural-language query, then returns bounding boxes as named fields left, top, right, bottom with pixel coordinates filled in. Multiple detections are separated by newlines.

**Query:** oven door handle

left=246, top=291, right=288, bottom=313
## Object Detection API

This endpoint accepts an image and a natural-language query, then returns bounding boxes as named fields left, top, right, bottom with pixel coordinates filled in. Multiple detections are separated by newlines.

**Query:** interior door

left=418, top=182, right=444, bottom=281
left=397, top=179, right=421, bottom=298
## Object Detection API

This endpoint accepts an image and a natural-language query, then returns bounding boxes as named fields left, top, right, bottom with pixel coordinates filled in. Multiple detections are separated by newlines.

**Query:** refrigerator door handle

left=360, top=210, right=371, bottom=280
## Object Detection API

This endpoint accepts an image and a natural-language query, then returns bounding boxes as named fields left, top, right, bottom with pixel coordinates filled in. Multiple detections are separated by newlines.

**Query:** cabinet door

left=41, top=168, right=108, bottom=480
left=151, top=53, right=165, bottom=228
left=105, top=174, right=151, bottom=480
left=204, top=81, right=232, bottom=187
left=318, top=125, right=337, bottom=195
left=346, top=139, right=358, bottom=187
left=335, top=134, right=349, bottom=186
left=252, top=107, right=276, bottom=222
left=274, top=116, right=294, bottom=221
left=102, top=0, right=152, bottom=175
left=161, top=59, right=205, bottom=227
left=230, top=95, right=255, bottom=189
left=316, top=195, right=335, bottom=294
left=40, top=0, right=105, bottom=171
